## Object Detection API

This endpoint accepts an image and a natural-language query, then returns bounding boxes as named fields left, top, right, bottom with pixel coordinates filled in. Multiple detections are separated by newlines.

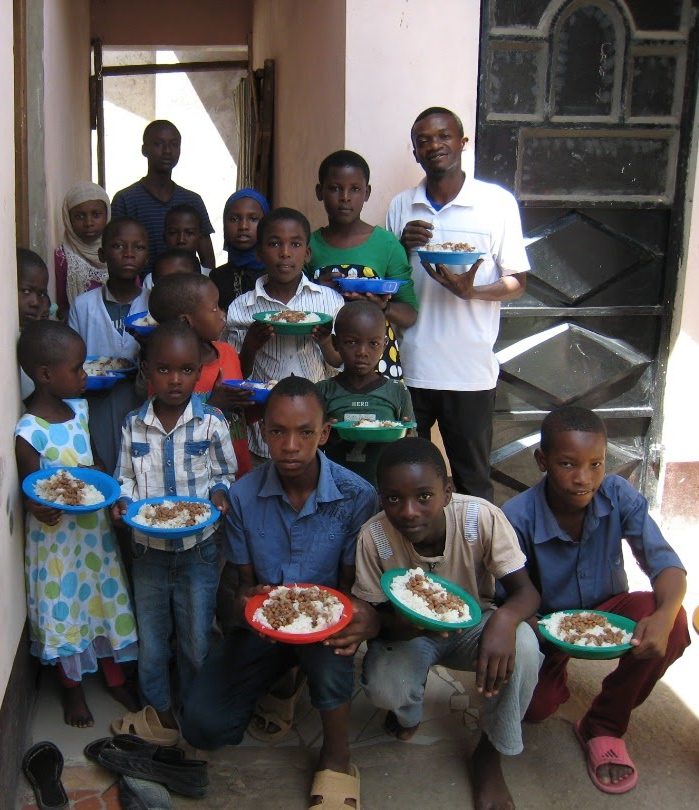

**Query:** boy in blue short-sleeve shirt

left=502, top=405, right=689, bottom=796
left=181, top=376, right=378, bottom=809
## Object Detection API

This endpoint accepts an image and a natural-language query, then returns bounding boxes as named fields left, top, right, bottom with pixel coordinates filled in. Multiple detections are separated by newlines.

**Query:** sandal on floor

left=111, top=705, right=180, bottom=746
left=247, top=669, right=307, bottom=743
left=574, top=721, right=638, bottom=794
left=22, top=741, right=69, bottom=810
left=309, top=764, right=360, bottom=809
left=119, top=776, right=172, bottom=810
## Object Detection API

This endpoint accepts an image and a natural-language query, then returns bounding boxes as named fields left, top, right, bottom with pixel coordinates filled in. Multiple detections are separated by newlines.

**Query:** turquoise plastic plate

left=253, top=310, right=333, bottom=335
left=380, top=568, right=481, bottom=631
left=538, top=609, right=636, bottom=660
left=333, top=421, right=416, bottom=443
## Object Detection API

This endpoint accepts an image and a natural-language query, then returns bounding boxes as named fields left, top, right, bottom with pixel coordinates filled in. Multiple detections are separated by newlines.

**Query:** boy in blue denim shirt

left=113, top=321, right=237, bottom=733
left=181, top=376, right=378, bottom=809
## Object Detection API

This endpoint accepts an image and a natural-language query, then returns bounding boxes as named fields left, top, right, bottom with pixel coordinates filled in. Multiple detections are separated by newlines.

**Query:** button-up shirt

left=502, top=475, right=685, bottom=614
left=116, top=396, right=237, bottom=551
left=226, top=451, right=378, bottom=588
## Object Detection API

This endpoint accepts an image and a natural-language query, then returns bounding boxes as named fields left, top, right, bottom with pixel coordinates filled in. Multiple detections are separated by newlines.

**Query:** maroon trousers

left=525, top=591, right=690, bottom=738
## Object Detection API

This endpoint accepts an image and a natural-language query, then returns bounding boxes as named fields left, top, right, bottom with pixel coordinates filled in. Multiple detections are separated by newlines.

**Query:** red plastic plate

left=244, top=583, right=354, bottom=645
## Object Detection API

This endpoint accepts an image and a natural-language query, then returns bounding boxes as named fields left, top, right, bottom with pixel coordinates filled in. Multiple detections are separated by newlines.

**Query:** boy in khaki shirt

left=353, top=438, right=542, bottom=810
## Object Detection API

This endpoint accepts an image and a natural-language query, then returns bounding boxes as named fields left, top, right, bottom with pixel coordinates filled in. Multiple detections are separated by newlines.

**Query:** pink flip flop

left=574, top=720, right=638, bottom=794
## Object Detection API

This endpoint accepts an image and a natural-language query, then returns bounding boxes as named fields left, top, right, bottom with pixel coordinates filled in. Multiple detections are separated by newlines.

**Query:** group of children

left=13, top=118, right=690, bottom=809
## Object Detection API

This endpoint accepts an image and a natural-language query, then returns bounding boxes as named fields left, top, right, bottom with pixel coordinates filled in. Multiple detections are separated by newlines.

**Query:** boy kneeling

left=180, top=376, right=378, bottom=808
left=502, top=406, right=689, bottom=795
left=354, top=438, right=542, bottom=810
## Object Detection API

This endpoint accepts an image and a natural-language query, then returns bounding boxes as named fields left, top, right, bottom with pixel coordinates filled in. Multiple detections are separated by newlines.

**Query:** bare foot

left=108, top=682, right=141, bottom=712
left=470, top=734, right=515, bottom=810
left=62, top=684, right=94, bottom=728
left=156, top=707, right=179, bottom=730
left=383, top=710, right=419, bottom=741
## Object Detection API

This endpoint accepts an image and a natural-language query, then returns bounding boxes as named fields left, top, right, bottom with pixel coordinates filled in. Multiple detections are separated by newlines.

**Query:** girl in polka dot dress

left=15, top=321, right=139, bottom=727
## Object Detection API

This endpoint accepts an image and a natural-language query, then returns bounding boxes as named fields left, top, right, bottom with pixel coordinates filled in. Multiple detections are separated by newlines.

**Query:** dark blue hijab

left=223, top=188, right=270, bottom=268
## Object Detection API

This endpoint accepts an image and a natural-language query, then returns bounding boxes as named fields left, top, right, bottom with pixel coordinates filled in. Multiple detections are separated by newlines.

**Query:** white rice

left=390, top=567, right=470, bottom=623
left=84, top=356, right=132, bottom=375
left=133, top=313, right=157, bottom=327
left=540, top=611, right=632, bottom=647
left=34, top=470, right=104, bottom=506
left=132, top=500, right=211, bottom=529
left=423, top=241, right=477, bottom=252
left=253, top=585, right=344, bottom=634
left=355, top=419, right=402, bottom=428
left=264, top=311, right=321, bottom=324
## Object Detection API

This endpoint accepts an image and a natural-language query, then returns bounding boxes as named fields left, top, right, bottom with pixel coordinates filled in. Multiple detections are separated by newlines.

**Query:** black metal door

left=476, top=0, right=697, bottom=504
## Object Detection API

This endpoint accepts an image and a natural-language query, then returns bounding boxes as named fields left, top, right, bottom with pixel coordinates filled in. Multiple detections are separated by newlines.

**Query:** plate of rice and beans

left=245, top=584, right=353, bottom=644
left=538, top=609, right=636, bottom=659
left=416, top=241, right=484, bottom=267
left=332, top=420, right=417, bottom=443
left=252, top=310, right=334, bottom=335
left=380, top=567, right=481, bottom=631
left=23, top=467, right=121, bottom=512
left=123, top=496, right=220, bottom=539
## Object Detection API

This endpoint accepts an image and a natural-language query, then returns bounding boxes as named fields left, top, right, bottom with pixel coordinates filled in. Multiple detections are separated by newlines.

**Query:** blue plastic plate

left=380, top=568, right=481, bottom=631
left=85, top=373, right=126, bottom=391
left=123, top=496, right=221, bottom=539
left=335, top=278, right=406, bottom=295
left=22, top=467, right=121, bottom=512
left=84, top=355, right=137, bottom=375
left=221, top=379, right=273, bottom=404
left=124, top=311, right=157, bottom=336
left=416, top=249, right=484, bottom=266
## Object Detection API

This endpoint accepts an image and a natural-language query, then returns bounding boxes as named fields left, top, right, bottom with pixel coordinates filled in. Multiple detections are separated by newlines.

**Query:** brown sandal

left=309, top=764, right=360, bottom=809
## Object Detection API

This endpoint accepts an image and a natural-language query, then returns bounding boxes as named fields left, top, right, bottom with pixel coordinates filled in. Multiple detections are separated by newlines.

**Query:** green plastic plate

left=538, top=609, right=636, bottom=660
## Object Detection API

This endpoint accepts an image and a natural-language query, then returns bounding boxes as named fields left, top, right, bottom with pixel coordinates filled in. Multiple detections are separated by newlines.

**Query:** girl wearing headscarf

left=54, top=182, right=111, bottom=317
left=209, top=188, right=270, bottom=312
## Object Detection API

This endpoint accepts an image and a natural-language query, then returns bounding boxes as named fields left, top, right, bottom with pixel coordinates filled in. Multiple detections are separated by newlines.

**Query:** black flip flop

left=22, top=741, right=69, bottom=810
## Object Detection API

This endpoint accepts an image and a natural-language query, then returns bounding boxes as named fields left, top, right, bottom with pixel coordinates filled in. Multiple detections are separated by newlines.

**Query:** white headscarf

left=62, top=181, right=111, bottom=268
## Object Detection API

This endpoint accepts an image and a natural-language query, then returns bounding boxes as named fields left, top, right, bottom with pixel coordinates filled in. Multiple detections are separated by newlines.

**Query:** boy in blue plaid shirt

left=113, top=321, right=237, bottom=732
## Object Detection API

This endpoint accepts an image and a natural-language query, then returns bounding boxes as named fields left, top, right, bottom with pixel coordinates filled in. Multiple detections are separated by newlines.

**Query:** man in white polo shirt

left=386, top=106, right=530, bottom=501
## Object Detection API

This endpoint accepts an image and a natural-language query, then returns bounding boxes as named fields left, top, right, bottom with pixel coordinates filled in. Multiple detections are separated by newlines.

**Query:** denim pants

left=361, top=611, right=543, bottom=755
left=180, top=628, right=355, bottom=750
left=131, top=537, right=220, bottom=712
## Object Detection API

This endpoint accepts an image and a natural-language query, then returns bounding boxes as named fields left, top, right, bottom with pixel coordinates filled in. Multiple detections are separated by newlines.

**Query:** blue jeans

left=180, top=629, right=355, bottom=750
left=361, top=611, right=542, bottom=755
left=131, top=537, right=220, bottom=712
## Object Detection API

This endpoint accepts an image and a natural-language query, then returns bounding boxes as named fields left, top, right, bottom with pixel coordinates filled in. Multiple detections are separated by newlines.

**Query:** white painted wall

left=344, top=0, right=479, bottom=224
left=0, top=0, right=22, bottom=699
left=660, top=82, right=699, bottom=465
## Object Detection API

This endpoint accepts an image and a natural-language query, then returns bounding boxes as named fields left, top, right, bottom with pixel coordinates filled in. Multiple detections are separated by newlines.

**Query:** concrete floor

left=16, top=518, right=699, bottom=809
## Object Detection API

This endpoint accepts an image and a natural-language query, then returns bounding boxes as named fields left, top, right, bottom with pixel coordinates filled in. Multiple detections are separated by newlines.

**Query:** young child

left=68, top=217, right=151, bottom=474
left=310, top=150, right=418, bottom=380
left=112, top=321, right=237, bottom=732
left=317, top=300, right=414, bottom=485
left=163, top=203, right=212, bottom=275
left=111, top=120, right=215, bottom=272
left=148, top=272, right=253, bottom=476
left=142, top=246, right=202, bottom=291
left=502, top=406, right=690, bottom=795
left=226, top=207, right=345, bottom=458
left=210, top=188, right=270, bottom=311
left=180, top=376, right=378, bottom=809
left=16, top=320, right=139, bottom=728
left=54, top=181, right=111, bottom=317
left=353, top=437, right=542, bottom=810
left=17, top=248, right=51, bottom=401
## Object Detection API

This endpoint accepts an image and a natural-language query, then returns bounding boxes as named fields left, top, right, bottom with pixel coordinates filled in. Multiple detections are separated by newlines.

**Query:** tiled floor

left=16, top=518, right=699, bottom=809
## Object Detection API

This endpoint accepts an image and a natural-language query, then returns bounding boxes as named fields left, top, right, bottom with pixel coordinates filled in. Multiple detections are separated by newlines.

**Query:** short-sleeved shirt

left=352, top=494, right=526, bottom=610
left=386, top=177, right=530, bottom=391
left=111, top=182, right=214, bottom=270
left=316, top=376, right=414, bottom=485
left=226, top=451, right=378, bottom=588
left=501, top=475, right=686, bottom=614
left=308, top=227, right=418, bottom=380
